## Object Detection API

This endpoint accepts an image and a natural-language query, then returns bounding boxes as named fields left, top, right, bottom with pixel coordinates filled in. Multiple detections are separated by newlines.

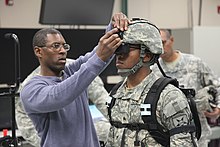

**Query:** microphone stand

left=0, top=33, right=21, bottom=147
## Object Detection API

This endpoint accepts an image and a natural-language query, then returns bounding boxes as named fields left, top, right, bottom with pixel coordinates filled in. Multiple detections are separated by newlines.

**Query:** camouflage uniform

left=152, top=51, right=220, bottom=147
left=15, top=59, right=111, bottom=146
left=106, top=72, right=196, bottom=147
left=87, top=71, right=111, bottom=143
left=106, top=19, right=197, bottom=147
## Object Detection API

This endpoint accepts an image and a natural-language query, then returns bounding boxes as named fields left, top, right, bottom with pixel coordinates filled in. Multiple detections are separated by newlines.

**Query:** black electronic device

left=39, top=0, right=114, bottom=25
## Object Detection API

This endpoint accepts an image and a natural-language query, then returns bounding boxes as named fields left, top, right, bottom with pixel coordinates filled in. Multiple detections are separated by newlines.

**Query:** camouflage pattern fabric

left=195, top=86, right=215, bottom=112
left=94, top=119, right=111, bottom=143
left=88, top=75, right=109, bottom=118
left=151, top=51, right=220, bottom=147
left=106, top=72, right=197, bottom=147
left=123, top=19, right=163, bottom=55
left=87, top=70, right=111, bottom=142
left=15, top=59, right=111, bottom=146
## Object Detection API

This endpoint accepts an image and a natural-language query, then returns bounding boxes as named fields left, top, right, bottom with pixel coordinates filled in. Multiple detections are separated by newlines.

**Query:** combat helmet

left=115, top=18, right=163, bottom=77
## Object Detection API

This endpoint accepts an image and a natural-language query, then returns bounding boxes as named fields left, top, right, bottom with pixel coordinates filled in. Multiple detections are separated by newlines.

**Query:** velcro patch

left=172, top=114, right=188, bottom=127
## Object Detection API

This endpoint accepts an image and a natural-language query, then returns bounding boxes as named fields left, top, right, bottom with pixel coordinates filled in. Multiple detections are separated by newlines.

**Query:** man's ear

left=34, top=46, right=42, bottom=58
left=143, top=53, right=153, bottom=63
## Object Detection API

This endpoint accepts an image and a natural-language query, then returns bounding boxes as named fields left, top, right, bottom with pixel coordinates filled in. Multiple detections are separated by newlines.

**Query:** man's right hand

left=96, top=28, right=122, bottom=61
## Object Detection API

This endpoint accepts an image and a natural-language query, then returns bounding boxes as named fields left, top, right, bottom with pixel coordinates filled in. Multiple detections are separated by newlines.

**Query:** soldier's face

left=160, top=30, right=174, bottom=60
left=115, top=47, right=140, bottom=69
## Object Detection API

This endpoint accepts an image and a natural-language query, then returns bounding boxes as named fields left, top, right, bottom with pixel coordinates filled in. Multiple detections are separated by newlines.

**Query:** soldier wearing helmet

left=106, top=18, right=198, bottom=147
left=114, top=18, right=163, bottom=77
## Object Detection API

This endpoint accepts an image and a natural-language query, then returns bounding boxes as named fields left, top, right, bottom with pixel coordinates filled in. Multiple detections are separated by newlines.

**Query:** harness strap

left=181, top=88, right=201, bottom=140
left=110, top=121, right=156, bottom=131
left=169, top=124, right=196, bottom=136
left=108, top=77, right=200, bottom=147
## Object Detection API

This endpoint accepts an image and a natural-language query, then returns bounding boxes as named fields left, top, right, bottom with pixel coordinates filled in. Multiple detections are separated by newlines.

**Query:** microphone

left=3, top=32, right=20, bottom=147
left=4, top=33, right=21, bottom=91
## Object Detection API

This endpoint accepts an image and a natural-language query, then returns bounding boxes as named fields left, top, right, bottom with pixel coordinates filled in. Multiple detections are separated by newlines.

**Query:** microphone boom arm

left=2, top=33, right=21, bottom=147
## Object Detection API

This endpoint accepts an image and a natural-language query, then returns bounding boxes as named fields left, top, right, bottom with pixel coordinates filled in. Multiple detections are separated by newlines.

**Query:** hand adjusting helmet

left=115, top=18, right=163, bottom=77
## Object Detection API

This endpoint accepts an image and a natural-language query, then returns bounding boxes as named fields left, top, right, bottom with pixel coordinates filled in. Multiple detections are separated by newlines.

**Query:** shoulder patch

left=172, top=114, right=188, bottom=127
left=163, top=100, right=187, bottom=118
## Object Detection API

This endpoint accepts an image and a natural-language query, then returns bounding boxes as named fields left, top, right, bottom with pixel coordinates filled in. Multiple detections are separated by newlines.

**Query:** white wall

left=0, top=0, right=220, bottom=28
left=193, top=26, right=220, bottom=77
left=170, top=27, right=220, bottom=77
left=0, top=0, right=43, bottom=28
left=128, top=0, right=189, bottom=28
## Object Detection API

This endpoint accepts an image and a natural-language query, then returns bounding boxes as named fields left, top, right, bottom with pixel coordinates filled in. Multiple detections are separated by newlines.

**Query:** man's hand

left=204, top=107, right=220, bottom=120
left=111, top=12, right=130, bottom=31
left=96, top=28, right=122, bottom=61
left=96, top=12, right=129, bottom=61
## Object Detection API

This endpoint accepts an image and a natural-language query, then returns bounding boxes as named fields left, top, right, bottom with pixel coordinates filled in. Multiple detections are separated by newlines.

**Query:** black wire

left=156, top=61, right=168, bottom=77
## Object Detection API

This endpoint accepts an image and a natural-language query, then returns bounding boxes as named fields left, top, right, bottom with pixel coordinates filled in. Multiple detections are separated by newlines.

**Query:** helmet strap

left=117, top=60, right=144, bottom=77
left=117, top=45, right=160, bottom=77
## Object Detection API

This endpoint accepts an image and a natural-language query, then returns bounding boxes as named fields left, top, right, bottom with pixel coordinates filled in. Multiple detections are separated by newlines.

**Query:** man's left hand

left=111, top=12, right=130, bottom=31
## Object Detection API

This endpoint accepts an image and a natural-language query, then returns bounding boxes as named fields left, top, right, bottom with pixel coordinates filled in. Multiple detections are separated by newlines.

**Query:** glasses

left=39, top=43, right=70, bottom=51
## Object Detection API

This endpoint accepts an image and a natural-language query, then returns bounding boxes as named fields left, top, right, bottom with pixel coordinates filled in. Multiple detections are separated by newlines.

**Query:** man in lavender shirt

left=20, top=13, right=129, bottom=147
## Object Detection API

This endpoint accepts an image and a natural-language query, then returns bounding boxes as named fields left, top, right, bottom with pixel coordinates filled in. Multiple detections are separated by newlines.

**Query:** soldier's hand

left=96, top=28, right=122, bottom=61
left=204, top=107, right=220, bottom=120
left=111, top=12, right=130, bottom=31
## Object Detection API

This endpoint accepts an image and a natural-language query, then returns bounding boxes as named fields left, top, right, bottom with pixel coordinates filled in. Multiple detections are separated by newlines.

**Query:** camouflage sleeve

left=198, top=59, right=220, bottom=107
left=15, top=96, right=40, bottom=147
left=194, top=86, right=213, bottom=112
left=88, top=76, right=109, bottom=118
left=159, top=84, right=197, bottom=147
left=15, top=67, right=41, bottom=147
left=87, top=76, right=111, bottom=142
left=199, top=59, right=220, bottom=87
